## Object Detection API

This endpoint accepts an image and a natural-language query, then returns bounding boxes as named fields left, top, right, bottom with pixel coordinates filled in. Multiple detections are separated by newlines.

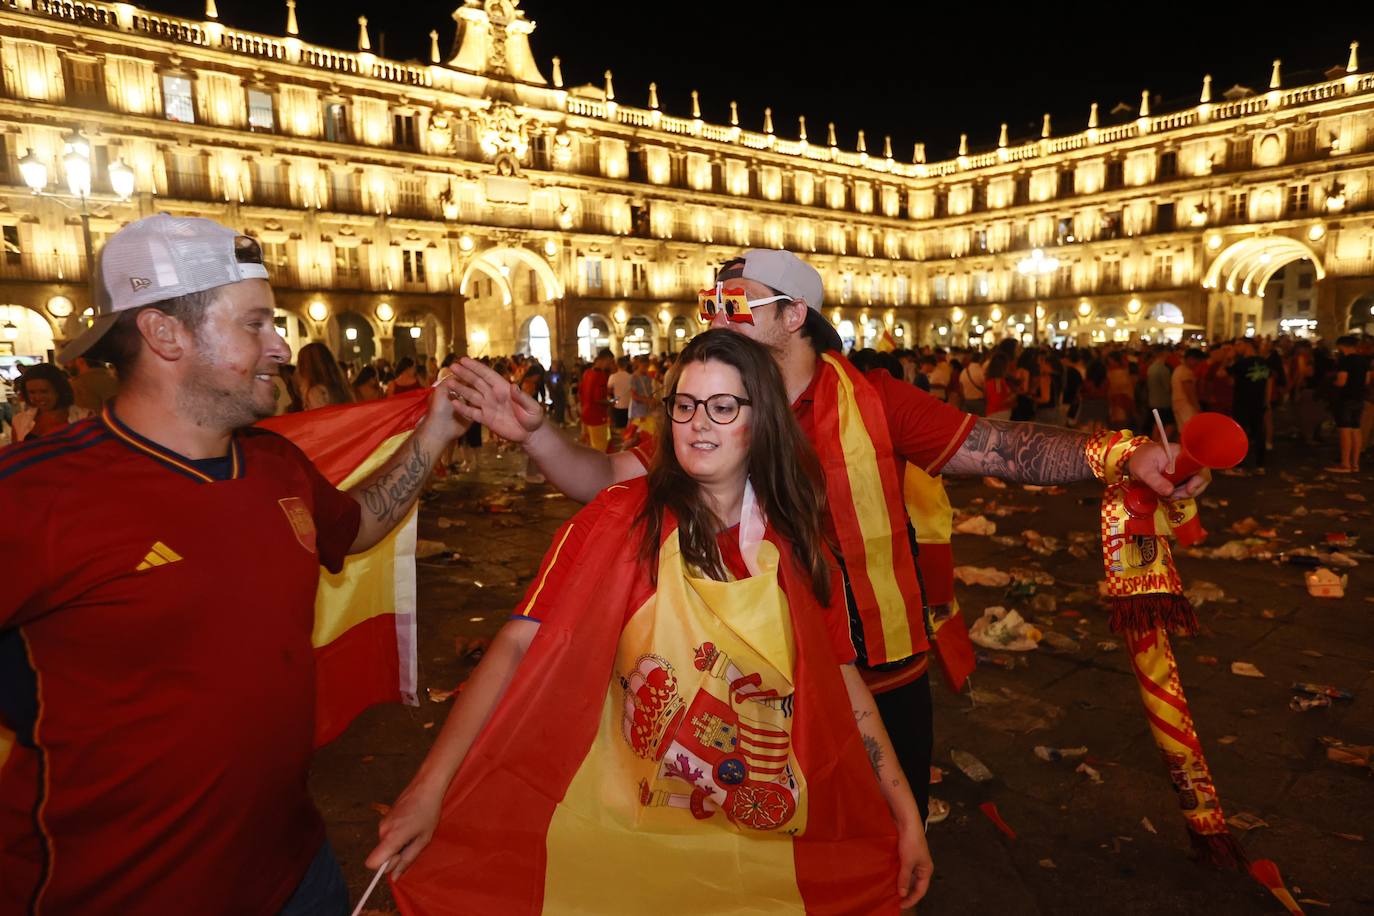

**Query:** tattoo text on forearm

left=942, top=418, right=1092, bottom=484
left=359, top=437, right=431, bottom=525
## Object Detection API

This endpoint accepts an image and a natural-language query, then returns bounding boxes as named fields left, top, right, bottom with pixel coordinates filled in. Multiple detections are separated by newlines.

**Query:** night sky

left=147, top=0, right=1367, bottom=161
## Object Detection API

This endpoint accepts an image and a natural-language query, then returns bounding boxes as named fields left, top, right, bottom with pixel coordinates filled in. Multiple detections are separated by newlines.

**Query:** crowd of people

left=0, top=212, right=1368, bottom=913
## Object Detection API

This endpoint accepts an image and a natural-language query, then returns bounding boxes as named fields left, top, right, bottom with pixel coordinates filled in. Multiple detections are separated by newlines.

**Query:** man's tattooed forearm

left=942, top=418, right=1092, bottom=484
left=358, top=437, right=431, bottom=524
left=862, top=734, right=883, bottom=776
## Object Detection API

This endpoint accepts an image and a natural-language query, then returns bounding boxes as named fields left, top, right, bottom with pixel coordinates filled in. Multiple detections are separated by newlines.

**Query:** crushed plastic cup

left=1290, top=695, right=1332, bottom=712
left=1231, top=661, right=1266, bottom=678
left=1033, top=745, right=1088, bottom=762
left=955, top=566, right=1012, bottom=588
left=951, top=749, right=994, bottom=783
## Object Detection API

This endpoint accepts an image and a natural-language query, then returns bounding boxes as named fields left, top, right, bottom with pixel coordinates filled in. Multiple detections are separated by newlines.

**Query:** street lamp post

left=18, top=132, right=136, bottom=293
left=1016, top=248, right=1059, bottom=344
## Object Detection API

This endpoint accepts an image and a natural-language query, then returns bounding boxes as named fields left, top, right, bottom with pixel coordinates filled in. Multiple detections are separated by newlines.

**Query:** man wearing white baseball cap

left=441, top=248, right=1207, bottom=845
left=0, top=213, right=470, bottom=914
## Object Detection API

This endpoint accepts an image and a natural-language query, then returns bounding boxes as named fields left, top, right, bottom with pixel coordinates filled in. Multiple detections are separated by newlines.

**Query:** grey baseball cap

left=60, top=213, right=268, bottom=362
left=717, top=249, right=843, bottom=352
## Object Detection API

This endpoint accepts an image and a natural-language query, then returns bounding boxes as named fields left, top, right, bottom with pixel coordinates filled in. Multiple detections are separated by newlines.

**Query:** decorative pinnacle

left=857, top=129, right=867, bottom=153
left=286, top=0, right=298, bottom=36
left=1348, top=41, right=1360, bottom=74
left=357, top=16, right=370, bottom=52
left=428, top=29, right=439, bottom=63
left=604, top=70, right=614, bottom=101
left=691, top=90, right=700, bottom=119
left=798, top=115, right=807, bottom=141
left=1041, top=113, right=1051, bottom=138
left=958, top=133, right=968, bottom=156
left=551, top=56, right=563, bottom=88
left=205, top=0, right=218, bottom=19
left=998, top=123, right=1008, bottom=148
left=1088, top=102, right=1099, bottom=128
left=827, top=122, right=836, bottom=147
left=1139, top=89, right=1150, bottom=118
left=648, top=82, right=659, bottom=110
left=729, top=101, right=739, bottom=126
left=1270, top=59, right=1282, bottom=89
left=913, top=142, right=926, bottom=164
left=763, top=107, right=773, bottom=133
left=1200, top=74, right=1212, bottom=104
left=883, top=135, right=892, bottom=158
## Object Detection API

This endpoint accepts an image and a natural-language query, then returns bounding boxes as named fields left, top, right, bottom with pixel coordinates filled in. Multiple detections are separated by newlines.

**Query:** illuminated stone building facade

left=1, top=0, right=1373, bottom=369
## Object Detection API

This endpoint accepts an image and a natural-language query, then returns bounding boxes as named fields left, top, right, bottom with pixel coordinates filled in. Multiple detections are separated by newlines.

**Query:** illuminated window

left=402, top=249, right=426, bottom=285
left=585, top=257, right=602, bottom=290
left=333, top=245, right=359, bottom=284
left=247, top=89, right=274, bottom=132
left=161, top=74, right=195, bottom=124
left=260, top=241, right=289, bottom=276
left=323, top=102, right=349, bottom=143
left=65, top=57, right=103, bottom=106
left=1227, top=191, right=1249, bottom=222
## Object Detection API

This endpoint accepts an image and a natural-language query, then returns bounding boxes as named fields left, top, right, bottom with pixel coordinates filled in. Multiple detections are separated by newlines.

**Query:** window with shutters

left=1100, top=259, right=1121, bottom=291
left=402, top=249, right=426, bottom=286
left=333, top=245, right=360, bottom=284
left=1154, top=253, right=1174, bottom=286
left=1286, top=183, right=1310, bottom=215
left=397, top=176, right=426, bottom=218
left=1227, top=191, right=1249, bottom=222
left=65, top=57, right=104, bottom=106
left=261, top=241, right=289, bottom=278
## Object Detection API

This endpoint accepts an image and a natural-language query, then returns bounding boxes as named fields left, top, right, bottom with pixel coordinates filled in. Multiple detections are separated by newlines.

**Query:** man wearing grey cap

left=445, top=249, right=1206, bottom=847
left=0, top=214, right=470, bottom=914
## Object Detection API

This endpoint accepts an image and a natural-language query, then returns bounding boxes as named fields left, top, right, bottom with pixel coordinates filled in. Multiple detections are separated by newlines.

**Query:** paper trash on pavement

left=970, top=607, right=1042, bottom=652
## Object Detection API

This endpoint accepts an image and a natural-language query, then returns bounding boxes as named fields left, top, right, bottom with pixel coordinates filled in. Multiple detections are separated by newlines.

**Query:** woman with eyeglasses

left=370, top=329, right=931, bottom=914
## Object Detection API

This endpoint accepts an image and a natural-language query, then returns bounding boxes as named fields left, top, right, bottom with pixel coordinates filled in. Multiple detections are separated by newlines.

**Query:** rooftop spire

left=429, top=29, right=439, bottom=63
left=551, top=56, right=563, bottom=88
left=763, top=107, right=773, bottom=134
left=604, top=70, right=614, bottom=101
left=205, top=0, right=217, bottom=19
left=998, top=122, right=1008, bottom=148
left=958, top=133, right=968, bottom=156
left=1200, top=74, right=1212, bottom=104
left=883, top=135, right=893, bottom=158
left=857, top=129, right=867, bottom=153
left=1139, top=89, right=1150, bottom=118
left=357, top=16, right=370, bottom=52
left=648, top=82, right=659, bottom=110
left=798, top=115, right=807, bottom=142
left=1041, top=113, right=1051, bottom=138
left=827, top=121, right=836, bottom=147
left=1088, top=101, right=1099, bottom=128
left=913, top=142, right=926, bottom=164
left=691, top=90, right=700, bottom=119
left=1348, top=41, right=1360, bottom=73
left=285, top=0, right=298, bottom=35
left=1270, top=58, right=1282, bottom=89
left=729, top=100, right=738, bottom=126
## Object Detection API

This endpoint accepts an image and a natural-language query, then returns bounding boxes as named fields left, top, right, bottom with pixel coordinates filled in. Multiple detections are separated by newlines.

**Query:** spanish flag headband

left=697, top=281, right=793, bottom=325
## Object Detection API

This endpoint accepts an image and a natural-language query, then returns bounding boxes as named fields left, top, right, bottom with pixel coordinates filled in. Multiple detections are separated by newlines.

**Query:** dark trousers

left=1234, top=407, right=1266, bottom=467
left=873, top=672, right=934, bottom=824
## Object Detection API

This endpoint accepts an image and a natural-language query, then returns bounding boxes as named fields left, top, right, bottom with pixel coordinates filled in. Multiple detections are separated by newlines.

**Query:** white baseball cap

left=60, top=213, right=269, bottom=362
left=718, top=249, right=842, bottom=352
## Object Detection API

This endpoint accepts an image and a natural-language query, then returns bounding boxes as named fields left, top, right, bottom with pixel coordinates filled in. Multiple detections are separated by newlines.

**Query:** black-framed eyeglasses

left=664, top=393, right=753, bottom=425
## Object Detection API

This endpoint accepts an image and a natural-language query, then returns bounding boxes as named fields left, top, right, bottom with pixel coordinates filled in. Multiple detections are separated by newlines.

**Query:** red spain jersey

left=0, top=405, right=360, bottom=915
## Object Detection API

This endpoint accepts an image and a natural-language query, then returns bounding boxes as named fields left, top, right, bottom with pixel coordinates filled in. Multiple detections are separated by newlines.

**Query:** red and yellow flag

left=394, top=482, right=901, bottom=915
left=810, top=355, right=927, bottom=666
left=902, top=466, right=975, bottom=693
left=260, top=391, right=429, bottom=746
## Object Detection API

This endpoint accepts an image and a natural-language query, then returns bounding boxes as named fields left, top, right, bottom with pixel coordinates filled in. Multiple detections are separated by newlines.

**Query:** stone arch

left=1202, top=235, right=1326, bottom=298
left=466, top=245, right=563, bottom=302
left=458, top=258, right=513, bottom=305
left=0, top=303, right=58, bottom=358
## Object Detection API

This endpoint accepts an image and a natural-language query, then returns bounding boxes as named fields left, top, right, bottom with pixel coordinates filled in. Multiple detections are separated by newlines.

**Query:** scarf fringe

left=1108, top=594, right=1199, bottom=635
left=1188, top=827, right=1249, bottom=872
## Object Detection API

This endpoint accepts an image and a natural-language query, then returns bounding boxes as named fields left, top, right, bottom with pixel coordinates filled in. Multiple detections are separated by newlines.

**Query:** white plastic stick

left=350, top=860, right=391, bottom=916
left=1152, top=408, right=1175, bottom=475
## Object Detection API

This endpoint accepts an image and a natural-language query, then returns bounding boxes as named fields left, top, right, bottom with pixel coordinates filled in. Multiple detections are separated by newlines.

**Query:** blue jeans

left=279, top=841, right=350, bottom=916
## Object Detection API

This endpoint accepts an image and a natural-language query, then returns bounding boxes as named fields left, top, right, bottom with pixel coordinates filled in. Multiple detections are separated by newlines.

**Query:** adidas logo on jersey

left=136, top=541, right=183, bottom=571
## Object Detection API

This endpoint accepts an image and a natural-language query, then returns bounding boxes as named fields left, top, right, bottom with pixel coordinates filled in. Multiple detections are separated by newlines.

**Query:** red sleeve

left=867, top=369, right=975, bottom=475
left=285, top=439, right=361, bottom=574
left=0, top=468, right=49, bottom=628
left=512, top=498, right=608, bottom=622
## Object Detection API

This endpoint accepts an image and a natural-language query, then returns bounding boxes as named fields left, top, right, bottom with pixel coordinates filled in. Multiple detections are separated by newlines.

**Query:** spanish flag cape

left=901, top=466, right=975, bottom=693
left=393, top=480, right=901, bottom=915
left=258, top=391, right=428, bottom=746
left=810, top=354, right=927, bottom=667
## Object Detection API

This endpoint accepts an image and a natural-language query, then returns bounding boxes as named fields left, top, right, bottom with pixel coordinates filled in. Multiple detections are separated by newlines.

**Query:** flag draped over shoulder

left=394, top=481, right=901, bottom=915
left=259, top=390, right=430, bottom=747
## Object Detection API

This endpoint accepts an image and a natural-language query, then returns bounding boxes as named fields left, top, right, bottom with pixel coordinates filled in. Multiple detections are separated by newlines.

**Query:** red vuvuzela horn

left=1123, top=412, right=1248, bottom=522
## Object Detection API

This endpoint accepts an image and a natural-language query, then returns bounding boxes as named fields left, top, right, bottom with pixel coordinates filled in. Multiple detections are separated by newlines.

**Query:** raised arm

left=449, top=357, right=642, bottom=503
left=366, top=617, right=539, bottom=877
left=839, top=664, right=931, bottom=909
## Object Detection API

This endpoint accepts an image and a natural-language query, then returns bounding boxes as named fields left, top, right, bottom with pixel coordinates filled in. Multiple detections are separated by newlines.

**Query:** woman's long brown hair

left=637, top=329, right=832, bottom=605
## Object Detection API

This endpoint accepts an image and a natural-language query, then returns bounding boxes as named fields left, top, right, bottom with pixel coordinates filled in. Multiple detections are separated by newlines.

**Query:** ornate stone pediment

left=475, top=102, right=530, bottom=174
